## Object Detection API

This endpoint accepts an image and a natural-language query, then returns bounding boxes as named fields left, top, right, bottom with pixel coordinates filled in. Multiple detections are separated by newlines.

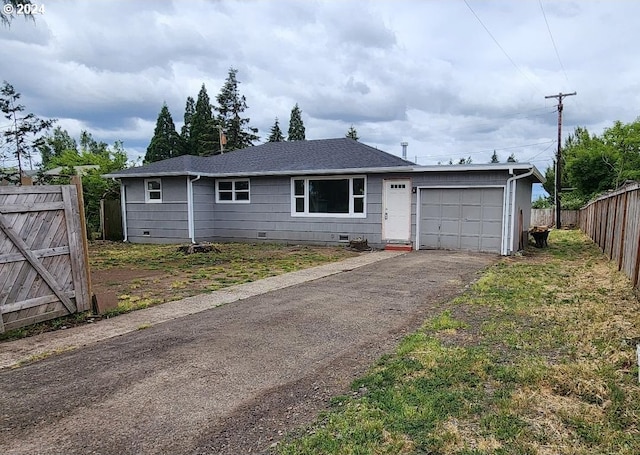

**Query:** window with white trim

left=216, top=179, right=250, bottom=203
left=144, top=178, right=162, bottom=203
left=291, top=176, right=366, bottom=217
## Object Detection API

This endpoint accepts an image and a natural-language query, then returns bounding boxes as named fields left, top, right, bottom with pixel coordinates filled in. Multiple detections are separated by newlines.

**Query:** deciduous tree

left=38, top=126, right=77, bottom=167
left=43, top=131, right=128, bottom=236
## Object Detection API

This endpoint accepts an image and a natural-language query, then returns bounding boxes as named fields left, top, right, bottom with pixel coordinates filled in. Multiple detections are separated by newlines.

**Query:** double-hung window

left=144, top=178, right=162, bottom=203
left=216, top=179, right=250, bottom=203
left=291, top=176, right=366, bottom=217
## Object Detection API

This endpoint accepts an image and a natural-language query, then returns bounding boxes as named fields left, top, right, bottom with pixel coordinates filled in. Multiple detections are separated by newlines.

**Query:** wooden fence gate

left=0, top=185, right=91, bottom=333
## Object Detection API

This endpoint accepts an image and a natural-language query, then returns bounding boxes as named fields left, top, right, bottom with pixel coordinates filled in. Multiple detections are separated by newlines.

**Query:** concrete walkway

left=0, top=250, right=403, bottom=370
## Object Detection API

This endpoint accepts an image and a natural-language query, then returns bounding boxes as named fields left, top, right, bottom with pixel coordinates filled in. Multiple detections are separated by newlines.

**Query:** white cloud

left=0, top=0, right=637, bottom=172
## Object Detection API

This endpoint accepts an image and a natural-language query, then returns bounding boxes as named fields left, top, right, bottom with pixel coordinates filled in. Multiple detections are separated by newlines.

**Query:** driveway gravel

left=0, top=250, right=495, bottom=455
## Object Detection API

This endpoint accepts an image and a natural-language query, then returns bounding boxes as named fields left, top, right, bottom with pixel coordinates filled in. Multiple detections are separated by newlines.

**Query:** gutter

left=103, top=163, right=545, bottom=181
left=501, top=168, right=535, bottom=255
left=187, top=175, right=201, bottom=243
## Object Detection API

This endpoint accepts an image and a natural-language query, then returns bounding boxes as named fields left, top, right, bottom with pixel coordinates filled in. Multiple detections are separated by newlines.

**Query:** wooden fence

left=531, top=208, right=579, bottom=227
left=100, top=198, right=123, bottom=241
left=579, top=182, right=640, bottom=290
left=0, top=185, right=91, bottom=333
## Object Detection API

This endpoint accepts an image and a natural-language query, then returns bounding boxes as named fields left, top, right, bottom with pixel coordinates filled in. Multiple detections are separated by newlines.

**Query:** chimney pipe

left=400, top=142, right=408, bottom=160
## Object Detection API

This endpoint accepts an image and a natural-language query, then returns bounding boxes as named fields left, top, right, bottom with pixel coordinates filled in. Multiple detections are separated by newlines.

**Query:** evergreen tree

left=180, top=96, right=195, bottom=154
left=144, top=103, right=182, bottom=163
left=191, top=84, right=219, bottom=156
left=346, top=125, right=359, bottom=141
left=507, top=153, right=517, bottom=163
left=490, top=150, right=499, bottom=163
left=215, top=68, right=259, bottom=152
left=267, top=117, right=285, bottom=142
left=288, top=103, right=306, bottom=141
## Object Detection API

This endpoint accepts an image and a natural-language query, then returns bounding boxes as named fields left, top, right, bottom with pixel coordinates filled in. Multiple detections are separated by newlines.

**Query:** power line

left=522, top=139, right=556, bottom=162
left=539, top=0, right=569, bottom=83
left=413, top=140, right=556, bottom=162
left=462, top=0, right=543, bottom=94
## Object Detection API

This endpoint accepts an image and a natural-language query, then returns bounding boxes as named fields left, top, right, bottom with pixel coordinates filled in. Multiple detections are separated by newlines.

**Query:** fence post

left=71, top=175, right=93, bottom=304
left=617, top=192, right=628, bottom=271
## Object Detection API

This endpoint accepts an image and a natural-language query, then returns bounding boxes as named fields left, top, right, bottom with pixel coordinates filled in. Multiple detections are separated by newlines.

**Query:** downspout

left=187, top=175, right=201, bottom=243
left=503, top=168, right=534, bottom=255
left=114, top=178, right=127, bottom=242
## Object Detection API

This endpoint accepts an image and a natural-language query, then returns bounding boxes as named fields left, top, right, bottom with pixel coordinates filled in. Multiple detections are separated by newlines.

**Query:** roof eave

left=104, top=163, right=544, bottom=183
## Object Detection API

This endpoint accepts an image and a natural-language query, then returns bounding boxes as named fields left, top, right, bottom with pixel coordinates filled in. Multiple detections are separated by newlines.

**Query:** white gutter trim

left=114, top=178, right=128, bottom=242
left=103, top=163, right=545, bottom=182
left=187, top=175, right=201, bottom=243
left=502, top=169, right=534, bottom=255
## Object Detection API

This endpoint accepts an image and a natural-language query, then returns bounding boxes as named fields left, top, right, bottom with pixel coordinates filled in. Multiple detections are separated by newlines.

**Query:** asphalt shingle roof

left=108, top=138, right=414, bottom=177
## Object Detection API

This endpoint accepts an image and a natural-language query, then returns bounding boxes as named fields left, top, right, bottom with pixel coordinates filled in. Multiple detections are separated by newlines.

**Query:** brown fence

left=531, top=208, right=579, bottom=227
left=100, top=198, right=123, bottom=241
left=579, top=182, right=640, bottom=290
left=0, top=185, right=91, bottom=333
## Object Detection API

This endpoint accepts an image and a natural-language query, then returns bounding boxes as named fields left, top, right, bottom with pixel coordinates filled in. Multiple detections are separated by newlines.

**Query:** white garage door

left=419, top=187, right=504, bottom=253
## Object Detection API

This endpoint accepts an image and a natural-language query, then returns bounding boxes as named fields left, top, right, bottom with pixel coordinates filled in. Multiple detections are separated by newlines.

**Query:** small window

left=217, top=179, right=250, bottom=203
left=145, top=179, right=162, bottom=203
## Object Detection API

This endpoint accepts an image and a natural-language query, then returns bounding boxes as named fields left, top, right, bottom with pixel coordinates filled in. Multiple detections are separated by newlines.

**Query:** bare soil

left=0, top=250, right=496, bottom=455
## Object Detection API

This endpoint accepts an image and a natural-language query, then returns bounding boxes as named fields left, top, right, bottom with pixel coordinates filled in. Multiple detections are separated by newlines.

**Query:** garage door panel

left=483, top=206, right=503, bottom=219
left=461, top=221, right=481, bottom=235
left=419, top=187, right=504, bottom=253
left=440, top=234, right=460, bottom=250
left=441, top=191, right=460, bottom=204
left=461, top=206, right=481, bottom=220
left=462, top=190, right=482, bottom=203
left=441, top=206, right=460, bottom=218
left=460, top=236, right=481, bottom=250
left=441, top=219, right=460, bottom=232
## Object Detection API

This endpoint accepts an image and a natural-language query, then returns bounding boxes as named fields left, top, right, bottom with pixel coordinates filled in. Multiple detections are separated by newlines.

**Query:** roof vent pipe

left=401, top=142, right=408, bottom=160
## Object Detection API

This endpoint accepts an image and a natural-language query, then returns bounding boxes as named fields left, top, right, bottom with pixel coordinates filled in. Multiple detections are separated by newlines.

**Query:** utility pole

left=545, top=91, right=576, bottom=229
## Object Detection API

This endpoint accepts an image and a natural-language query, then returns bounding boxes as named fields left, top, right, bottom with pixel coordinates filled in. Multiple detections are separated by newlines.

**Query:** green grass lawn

left=276, top=230, right=640, bottom=455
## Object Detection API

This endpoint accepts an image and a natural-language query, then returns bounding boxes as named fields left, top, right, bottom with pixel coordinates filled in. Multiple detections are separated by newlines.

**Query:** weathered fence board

left=0, top=185, right=91, bottom=333
left=579, top=183, right=640, bottom=290
left=531, top=208, right=579, bottom=227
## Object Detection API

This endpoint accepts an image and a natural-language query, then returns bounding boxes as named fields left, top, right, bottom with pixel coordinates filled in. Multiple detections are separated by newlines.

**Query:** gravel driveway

left=0, top=250, right=495, bottom=455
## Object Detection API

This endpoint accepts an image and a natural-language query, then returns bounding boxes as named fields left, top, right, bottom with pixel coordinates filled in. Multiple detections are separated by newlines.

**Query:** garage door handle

left=384, top=212, right=388, bottom=220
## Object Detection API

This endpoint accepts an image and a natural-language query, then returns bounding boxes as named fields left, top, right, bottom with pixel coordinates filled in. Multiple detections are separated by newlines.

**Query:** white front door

left=382, top=179, right=411, bottom=241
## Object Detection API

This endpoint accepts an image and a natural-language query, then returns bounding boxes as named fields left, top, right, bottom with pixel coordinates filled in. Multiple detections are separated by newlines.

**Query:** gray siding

left=198, top=175, right=385, bottom=247
left=124, top=177, right=189, bottom=243
left=513, top=176, right=534, bottom=251
left=120, top=169, right=534, bottom=253
left=193, top=177, right=216, bottom=238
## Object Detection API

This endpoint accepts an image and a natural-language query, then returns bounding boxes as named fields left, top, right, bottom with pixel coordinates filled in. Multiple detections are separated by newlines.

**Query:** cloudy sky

left=1, top=0, right=638, bottom=192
